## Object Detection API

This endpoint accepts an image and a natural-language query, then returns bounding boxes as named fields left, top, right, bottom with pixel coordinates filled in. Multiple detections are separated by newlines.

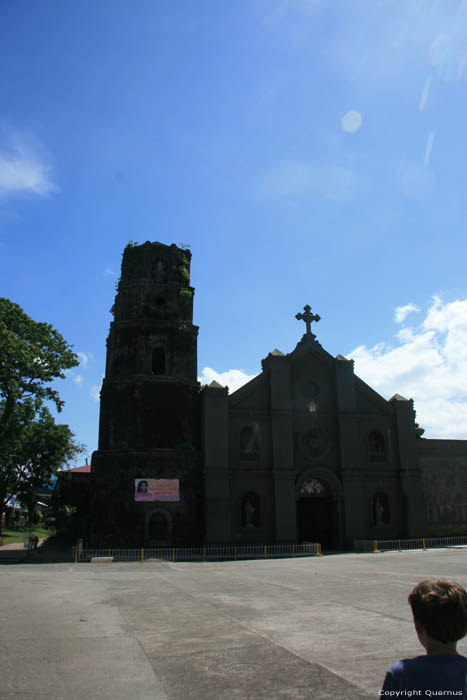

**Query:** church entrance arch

left=144, top=509, right=173, bottom=546
left=296, top=469, right=343, bottom=550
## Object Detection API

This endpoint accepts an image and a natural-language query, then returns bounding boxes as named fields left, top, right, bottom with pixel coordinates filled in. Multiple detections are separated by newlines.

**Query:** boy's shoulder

left=383, top=655, right=467, bottom=692
left=392, top=654, right=467, bottom=668
left=390, top=654, right=467, bottom=674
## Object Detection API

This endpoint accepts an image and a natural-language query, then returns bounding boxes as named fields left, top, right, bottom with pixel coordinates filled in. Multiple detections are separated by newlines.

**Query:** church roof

left=63, top=465, right=91, bottom=473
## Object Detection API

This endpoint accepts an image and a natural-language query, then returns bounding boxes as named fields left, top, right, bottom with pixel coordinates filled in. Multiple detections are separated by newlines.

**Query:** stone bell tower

left=90, top=241, right=202, bottom=546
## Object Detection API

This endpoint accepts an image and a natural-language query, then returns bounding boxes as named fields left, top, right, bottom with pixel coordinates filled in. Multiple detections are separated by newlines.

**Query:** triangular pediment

left=288, top=336, right=336, bottom=412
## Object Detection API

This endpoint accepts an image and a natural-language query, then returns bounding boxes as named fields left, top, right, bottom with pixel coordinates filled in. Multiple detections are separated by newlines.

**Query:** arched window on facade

left=373, top=492, right=390, bottom=525
left=240, top=425, right=260, bottom=463
left=152, top=348, right=166, bottom=375
left=154, top=259, right=168, bottom=283
left=368, top=431, right=386, bottom=463
left=241, top=492, right=260, bottom=529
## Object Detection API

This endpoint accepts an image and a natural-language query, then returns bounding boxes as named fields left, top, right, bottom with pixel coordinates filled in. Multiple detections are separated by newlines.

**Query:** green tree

left=2, top=407, right=84, bottom=524
left=0, top=298, right=81, bottom=532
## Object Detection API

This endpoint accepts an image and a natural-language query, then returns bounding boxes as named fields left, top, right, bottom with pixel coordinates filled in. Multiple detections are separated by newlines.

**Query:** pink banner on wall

left=134, top=478, right=180, bottom=502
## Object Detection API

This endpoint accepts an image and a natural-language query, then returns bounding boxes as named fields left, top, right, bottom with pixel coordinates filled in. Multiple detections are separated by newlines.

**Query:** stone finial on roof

left=270, top=348, right=285, bottom=356
left=389, top=393, right=409, bottom=402
left=208, top=380, right=225, bottom=389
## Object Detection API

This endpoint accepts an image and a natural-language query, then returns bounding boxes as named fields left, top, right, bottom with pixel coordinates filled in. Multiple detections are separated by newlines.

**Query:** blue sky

left=1, top=0, right=467, bottom=462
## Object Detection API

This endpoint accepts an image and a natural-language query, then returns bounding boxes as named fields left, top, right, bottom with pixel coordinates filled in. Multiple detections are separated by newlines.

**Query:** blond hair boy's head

left=409, top=578, right=467, bottom=644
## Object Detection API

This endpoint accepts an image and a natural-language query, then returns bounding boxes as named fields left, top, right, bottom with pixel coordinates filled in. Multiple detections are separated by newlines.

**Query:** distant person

left=381, top=578, right=467, bottom=695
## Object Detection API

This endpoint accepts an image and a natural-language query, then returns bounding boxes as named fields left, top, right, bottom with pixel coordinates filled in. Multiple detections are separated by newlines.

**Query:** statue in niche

left=245, top=498, right=255, bottom=527
left=375, top=497, right=384, bottom=525
left=373, top=492, right=390, bottom=526
left=242, top=493, right=260, bottom=529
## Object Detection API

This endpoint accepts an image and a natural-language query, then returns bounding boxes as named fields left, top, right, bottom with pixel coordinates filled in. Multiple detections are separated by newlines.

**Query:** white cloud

left=257, top=160, right=369, bottom=203
left=104, top=268, right=117, bottom=277
left=72, top=374, right=84, bottom=387
left=0, top=134, right=57, bottom=197
left=349, top=297, right=467, bottom=439
left=261, top=1, right=290, bottom=27
left=90, top=384, right=100, bottom=402
left=262, top=0, right=327, bottom=25
left=394, top=303, right=420, bottom=324
left=77, top=352, right=94, bottom=367
left=339, top=3, right=467, bottom=84
left=199, top=367, right=257, bottom=393
left=264, top=2, right=467, bottom=88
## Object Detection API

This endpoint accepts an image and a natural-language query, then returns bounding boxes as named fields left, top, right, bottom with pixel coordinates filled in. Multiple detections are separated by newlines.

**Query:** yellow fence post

left=264, top=545, right=267, bottom=559
left=292, top=544, right=295, bottom=557
left=141, top=548, right=144, bottom=564
left=317, top=543, right=322, bottom=557
left=234, top=546, right=237, bottom=560
left=373, top=540, right=380, bottom=553
left=398, top=540, right=402, bottom=552
left=203, top=547, right=206, bottom=562
left=422, top=538, right=426, bottom=551
left=74, top=546, right=78, bottom=564
left=108, top=548, right=111, bottom=558
left=172, top=548, right=175, bottom=562
left=446, top=537, right=449, bottom=549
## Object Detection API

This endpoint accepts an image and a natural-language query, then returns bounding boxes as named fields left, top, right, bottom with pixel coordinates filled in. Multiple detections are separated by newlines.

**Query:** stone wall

left=418, top=439, right=467, bottom=535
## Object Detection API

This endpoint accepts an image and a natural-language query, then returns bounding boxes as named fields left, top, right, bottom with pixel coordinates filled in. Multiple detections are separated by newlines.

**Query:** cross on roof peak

left=295, top=305, right=321, bottom=337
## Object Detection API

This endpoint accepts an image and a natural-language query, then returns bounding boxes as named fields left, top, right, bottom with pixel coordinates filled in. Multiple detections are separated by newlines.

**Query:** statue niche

left=241, top=492, right=260, bottom=529
left=373, top=492, right=390, bottom=526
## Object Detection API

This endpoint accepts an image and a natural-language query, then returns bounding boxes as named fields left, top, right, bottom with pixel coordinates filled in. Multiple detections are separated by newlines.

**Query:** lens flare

left=419, top=75, right=432, bottom=110
left=341, top=110, right=362, bottom=133
left=424, top=131, right=435, bottom=166
left=430, top=34, right=466, bottom=82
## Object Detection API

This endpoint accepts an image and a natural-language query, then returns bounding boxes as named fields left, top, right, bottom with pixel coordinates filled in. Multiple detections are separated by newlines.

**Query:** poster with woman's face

left=134, top=478, right=180, bottom=502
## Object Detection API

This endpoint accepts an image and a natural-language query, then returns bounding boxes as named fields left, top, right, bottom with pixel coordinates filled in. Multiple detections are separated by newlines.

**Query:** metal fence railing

left=72, top=542, right=322, bottom=563
left=354, top=536, right=467, bottom=553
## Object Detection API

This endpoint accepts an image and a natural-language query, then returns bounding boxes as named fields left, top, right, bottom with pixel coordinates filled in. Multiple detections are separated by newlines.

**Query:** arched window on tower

left=241, top=492, right=260, bottom=528
left=154, top=259, right=168, bottom=283
left=368, top=431, right=386, bottom=463
left=152, top=348, right=166, bottom=375
left=240, top=425, right=260, bottom=463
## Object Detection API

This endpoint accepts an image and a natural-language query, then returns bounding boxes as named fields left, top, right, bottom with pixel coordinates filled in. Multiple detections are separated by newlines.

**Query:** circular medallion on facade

left=298, top=427, right=329, bottom=461
left=299, top=478, right=327, bottom=497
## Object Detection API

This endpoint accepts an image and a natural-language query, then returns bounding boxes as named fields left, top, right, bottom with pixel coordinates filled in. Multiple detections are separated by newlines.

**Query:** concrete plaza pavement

left=1, top=547, right=467, bottom=699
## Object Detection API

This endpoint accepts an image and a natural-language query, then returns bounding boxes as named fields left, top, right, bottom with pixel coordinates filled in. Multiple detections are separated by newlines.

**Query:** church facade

left=90, top=241, right=467, bottom=548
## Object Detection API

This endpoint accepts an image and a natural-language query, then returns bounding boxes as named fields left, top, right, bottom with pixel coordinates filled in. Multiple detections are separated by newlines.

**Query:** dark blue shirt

left=382, top=655, right=467, bottom=696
